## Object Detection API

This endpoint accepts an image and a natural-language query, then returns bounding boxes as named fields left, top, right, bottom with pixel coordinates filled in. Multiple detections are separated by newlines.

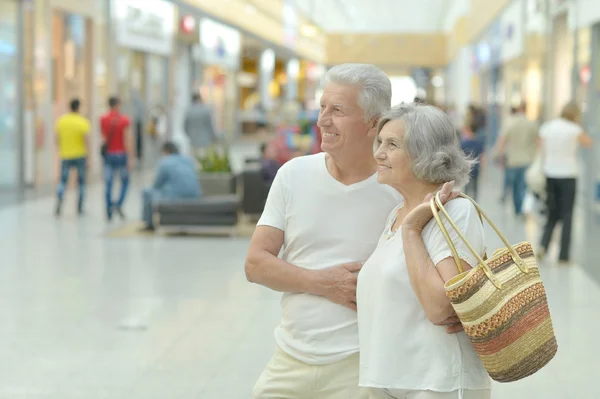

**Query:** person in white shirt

left=246, top=64, right=461, bottom=399
left=358, top=103, right=492, bottom=399
left=538, top=102, right=593, bottom=263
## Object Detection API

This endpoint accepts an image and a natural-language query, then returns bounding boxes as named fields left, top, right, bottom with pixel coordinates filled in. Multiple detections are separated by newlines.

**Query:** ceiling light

left=245, top=4, right=257, bottom=14
left=301, top=24, right=317, bottom=37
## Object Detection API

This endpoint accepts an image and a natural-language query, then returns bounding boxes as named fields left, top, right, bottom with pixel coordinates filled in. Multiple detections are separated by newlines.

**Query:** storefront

left=549, top=7, right=573, bottom=117
left=112, top=0, right=174, bottom=163
left=498, top=0, right=526, bottom=117
left=523, top=0, right=549, bottom=122
left=0, top=0, right=22, bottom=192
left=475, top=22, right=504, bottom=146
left=576, top=1, right=600, bottom=275
left=172, top=12, right=200, bottom=137
left=20, top=0, right=107, bottom=187
left=193, top=17, right=241, bottom=141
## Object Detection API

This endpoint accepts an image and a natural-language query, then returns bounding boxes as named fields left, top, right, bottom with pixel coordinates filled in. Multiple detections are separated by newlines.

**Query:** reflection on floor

left=0, top=152, right=597, bottom=398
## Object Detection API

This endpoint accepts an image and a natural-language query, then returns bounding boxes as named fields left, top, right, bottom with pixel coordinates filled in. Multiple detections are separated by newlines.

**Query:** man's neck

left=325, top=151, right=377, bottom=186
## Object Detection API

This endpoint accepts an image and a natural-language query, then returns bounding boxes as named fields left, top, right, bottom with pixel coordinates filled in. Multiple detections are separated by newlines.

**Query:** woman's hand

left=402, top=181, right=460, bottom=234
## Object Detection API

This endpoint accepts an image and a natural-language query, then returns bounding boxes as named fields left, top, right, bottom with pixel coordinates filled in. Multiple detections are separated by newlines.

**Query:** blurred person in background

left=538, top=102, right=593, bottom=263
left=184, top=93, right=217, bottom=158
left=497, top=107, right=517, bottom=204
left=55, top=98, right=91, bottom=216
left=460, top=117, right=485, bottom=201
left=268, top=100, right=320, bottom=166
left=495, top=103, right=538, bottom=216
left=139, top=142, right=201, bottom=232
left=260, top=142, right=280, bottom=186
left=246, top=64, right=403, bottom=399
left=468, top=104, right=486, bottom=137
left=101, top=96, right=132, bottom=221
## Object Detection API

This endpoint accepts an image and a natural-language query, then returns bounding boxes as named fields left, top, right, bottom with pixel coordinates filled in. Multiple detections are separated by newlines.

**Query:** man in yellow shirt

left=55, top=98, right=91, bottom=216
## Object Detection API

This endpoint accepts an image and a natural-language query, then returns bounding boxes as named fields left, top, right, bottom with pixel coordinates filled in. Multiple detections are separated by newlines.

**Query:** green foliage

left=197, top=147, right=232, bottom=173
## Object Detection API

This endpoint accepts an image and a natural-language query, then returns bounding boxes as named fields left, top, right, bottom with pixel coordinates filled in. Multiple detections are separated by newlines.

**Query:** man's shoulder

left=278, top=152, right=324, bottom=173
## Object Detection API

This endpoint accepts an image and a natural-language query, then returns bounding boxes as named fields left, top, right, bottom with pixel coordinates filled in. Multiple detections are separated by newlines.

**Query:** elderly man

left=246, top=64, right=399, bottom=398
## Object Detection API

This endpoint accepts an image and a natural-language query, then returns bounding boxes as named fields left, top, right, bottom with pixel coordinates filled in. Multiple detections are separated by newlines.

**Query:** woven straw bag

left=430, top=192, right=558, bottom=383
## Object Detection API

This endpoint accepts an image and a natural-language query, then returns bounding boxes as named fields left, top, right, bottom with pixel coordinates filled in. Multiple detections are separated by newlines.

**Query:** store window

left=0, top=0, right=18, bottom=188
left=45, top=10, right=92, bottom=183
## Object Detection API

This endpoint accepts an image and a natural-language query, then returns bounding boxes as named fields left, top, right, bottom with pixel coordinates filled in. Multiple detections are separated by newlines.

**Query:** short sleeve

left=424, top=198, right=486, bottom=269
left=256, top=165, right=288, bottom=231
left=83, top=118, right=91, bottom=134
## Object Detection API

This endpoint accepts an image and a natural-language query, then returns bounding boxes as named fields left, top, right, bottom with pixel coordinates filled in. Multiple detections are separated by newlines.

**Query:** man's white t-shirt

left=539, top=118, right=583, bottom=178
left=357, top=198, right=491, bottom=391
left=257, top=152, right=401, bottom=365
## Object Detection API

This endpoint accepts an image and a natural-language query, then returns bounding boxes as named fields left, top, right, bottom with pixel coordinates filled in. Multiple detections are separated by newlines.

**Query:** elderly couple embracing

left=245, top=64, right=492, bottom=399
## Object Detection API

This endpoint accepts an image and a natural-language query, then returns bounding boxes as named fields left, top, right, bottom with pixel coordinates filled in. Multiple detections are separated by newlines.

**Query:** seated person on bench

left=140, top=141, right=202, bottom=231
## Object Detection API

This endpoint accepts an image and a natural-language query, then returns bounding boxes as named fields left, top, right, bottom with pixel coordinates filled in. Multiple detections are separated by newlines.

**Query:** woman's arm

left=579, top=131, right=593, bottom=148
left=402, top=229, right=473, bottom=324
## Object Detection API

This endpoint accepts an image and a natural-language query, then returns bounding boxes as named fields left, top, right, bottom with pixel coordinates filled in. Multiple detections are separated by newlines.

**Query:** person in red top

left=100, top=96, right=132, bottom=221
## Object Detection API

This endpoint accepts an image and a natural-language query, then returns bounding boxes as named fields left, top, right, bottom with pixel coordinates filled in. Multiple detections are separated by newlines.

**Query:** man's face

left=317, top=83, right=375, bottom=157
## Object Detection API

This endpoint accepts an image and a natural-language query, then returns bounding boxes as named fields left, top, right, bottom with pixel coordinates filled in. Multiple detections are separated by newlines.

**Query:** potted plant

left=197, top=146, right=236, bottom=196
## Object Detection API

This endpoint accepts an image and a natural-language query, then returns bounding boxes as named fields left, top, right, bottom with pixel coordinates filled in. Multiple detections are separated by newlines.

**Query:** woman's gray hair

left=324, top=64, right=392, bottom=122
left=377, top=103, right=476, bottom=187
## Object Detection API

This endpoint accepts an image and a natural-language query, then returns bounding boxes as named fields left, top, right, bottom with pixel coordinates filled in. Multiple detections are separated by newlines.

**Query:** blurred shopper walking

left=184, top=93, right=217, bottom=158
left=460, top=123, right=485, bottom=201
left=538, top=102, right=593, bottom=263
left=495, top=103, right=538, bottom=216
left=55, top=98, right=91, bottom=216
left=100, top=96, right=132, bottom=221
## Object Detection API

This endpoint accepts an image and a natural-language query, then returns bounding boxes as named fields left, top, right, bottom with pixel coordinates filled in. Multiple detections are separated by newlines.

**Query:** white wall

left=295, top=0, right=453, bottom=33
left=442, top=0, right=470, bottom=32
left=500, top=0, right=525, bottom=62
left=445, top=47, right=472, bottom=127
left=572, top=0, right=600, bottom=28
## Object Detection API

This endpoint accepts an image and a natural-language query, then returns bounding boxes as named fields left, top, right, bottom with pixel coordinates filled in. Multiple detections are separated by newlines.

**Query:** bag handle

left=430, top=192, right=530, bottom=290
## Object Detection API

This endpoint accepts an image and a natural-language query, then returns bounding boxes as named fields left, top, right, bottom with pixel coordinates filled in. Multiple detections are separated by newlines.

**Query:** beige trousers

left=253, top=346, right=370, bottom=399
left=369, top=388, right=492, bottom=399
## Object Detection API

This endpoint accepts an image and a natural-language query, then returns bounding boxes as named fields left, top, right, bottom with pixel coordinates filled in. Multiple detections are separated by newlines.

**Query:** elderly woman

left=357, top=103, right=491, bottom=399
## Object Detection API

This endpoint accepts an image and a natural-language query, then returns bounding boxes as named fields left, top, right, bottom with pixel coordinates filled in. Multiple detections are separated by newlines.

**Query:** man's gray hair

left=377, top=103, right=476, bottom=187
left=324, top=64, right=392, bottom=122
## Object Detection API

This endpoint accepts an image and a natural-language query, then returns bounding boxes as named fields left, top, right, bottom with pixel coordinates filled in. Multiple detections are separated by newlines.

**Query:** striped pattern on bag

left=445, top=242, right=558, bottom=382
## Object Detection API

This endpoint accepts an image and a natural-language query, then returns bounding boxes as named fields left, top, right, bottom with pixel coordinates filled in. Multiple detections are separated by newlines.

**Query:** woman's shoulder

left=423, top=197, right=479, bottom=234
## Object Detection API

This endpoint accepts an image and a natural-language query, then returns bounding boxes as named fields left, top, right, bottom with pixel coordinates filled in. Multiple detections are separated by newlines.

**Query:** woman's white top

left=357, top=198, right=491, bottom=391
left=539, top=117, right=583, bottom=178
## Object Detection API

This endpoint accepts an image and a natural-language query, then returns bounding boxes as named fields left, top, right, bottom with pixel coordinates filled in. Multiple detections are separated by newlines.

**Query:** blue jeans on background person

left=142, top=189, right=160, bottom=229
left=104, top=153, right=130, bottom=219
left=57, top=157, right=86, bottom=214
left=506, top=166, right=528, bottom=215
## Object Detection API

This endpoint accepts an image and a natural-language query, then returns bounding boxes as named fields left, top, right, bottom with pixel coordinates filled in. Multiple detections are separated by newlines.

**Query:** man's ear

left=367, top=118, right=379, bottom=137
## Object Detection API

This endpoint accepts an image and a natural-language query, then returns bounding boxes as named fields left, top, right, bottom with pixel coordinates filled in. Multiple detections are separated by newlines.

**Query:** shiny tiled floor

left=0, top=151, right=597, bottom=398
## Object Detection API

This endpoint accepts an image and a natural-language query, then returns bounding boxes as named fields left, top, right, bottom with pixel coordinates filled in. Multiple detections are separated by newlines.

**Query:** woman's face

left=374, top=119, right=414, bottom=187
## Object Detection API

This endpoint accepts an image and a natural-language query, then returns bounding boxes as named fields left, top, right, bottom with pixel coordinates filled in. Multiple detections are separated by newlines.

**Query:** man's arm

left=152, top=161, right=167, bottom=191
left=123, top=125, right=135, bottom=169
left=245, top=226, right=363, bottom=311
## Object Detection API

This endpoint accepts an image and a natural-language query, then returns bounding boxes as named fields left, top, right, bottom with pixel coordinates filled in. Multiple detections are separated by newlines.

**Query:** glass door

left=0, top=0, right=18, bottom=188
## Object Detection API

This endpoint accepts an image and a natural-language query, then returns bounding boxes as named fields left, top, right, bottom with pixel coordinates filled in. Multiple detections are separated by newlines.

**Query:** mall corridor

left=0, top=155, right=597, bottom=399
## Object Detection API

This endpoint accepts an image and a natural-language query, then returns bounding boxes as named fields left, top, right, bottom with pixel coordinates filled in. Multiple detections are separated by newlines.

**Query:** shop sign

left=196, top=18, right=241, bottom=70
left=178, top=15, right=200, bottom=44
left=114, top=0, right=175, bottom=56
left=580, top=65, right=591, bottom=85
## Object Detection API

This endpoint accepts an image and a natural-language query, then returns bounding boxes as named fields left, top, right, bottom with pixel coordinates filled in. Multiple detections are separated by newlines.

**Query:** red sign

left=580, top=65, right=591, bottom=85
left=180, top=15, right=196, bottom=34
